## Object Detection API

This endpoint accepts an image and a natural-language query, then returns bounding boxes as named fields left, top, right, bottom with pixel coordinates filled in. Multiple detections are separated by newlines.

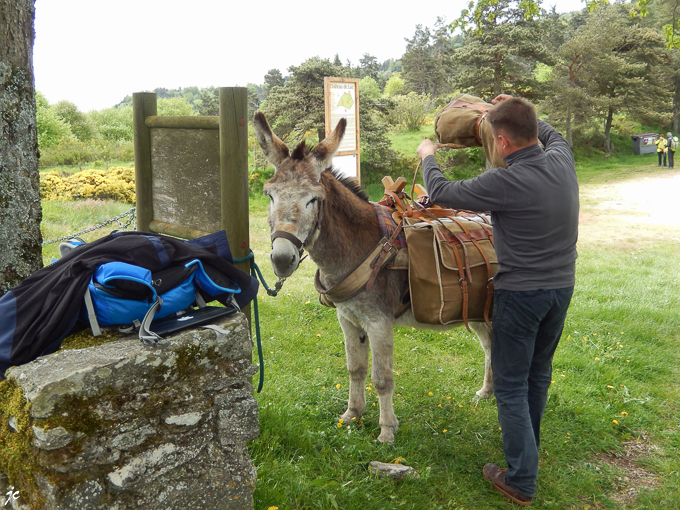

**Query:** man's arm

left=538, top=119, right=574, bottom=166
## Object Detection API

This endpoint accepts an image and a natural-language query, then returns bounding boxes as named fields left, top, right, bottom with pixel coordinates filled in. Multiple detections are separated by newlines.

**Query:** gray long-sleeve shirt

left=423, top=120, right=579, bottom=291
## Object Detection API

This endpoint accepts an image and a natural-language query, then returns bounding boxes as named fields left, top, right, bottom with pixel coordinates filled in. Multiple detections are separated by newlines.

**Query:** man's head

left=487, top=97, right=538, bottom=156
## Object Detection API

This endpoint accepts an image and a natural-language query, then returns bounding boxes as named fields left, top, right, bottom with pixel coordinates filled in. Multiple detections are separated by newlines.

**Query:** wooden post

left=219, top=87, right=251, bottom=322
left=133, top=93, right=157, bottom=232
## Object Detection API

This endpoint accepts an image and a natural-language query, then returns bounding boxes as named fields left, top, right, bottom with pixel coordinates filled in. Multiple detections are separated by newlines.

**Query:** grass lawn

left=246, top=157, right=680, bottom=509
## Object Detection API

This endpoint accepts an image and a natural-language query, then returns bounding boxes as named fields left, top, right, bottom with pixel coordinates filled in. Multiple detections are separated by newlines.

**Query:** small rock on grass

left=368, top=461, right=420, bottom=480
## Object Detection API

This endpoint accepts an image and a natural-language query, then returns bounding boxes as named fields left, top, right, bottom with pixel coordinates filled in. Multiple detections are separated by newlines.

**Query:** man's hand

left=492, top=94, right=513, bottom=105
left=417, top=139, right=436, bottom=160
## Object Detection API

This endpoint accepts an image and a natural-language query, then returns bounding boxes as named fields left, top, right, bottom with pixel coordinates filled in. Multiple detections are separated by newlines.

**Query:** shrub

left=40, top=167, right=136, bottom=203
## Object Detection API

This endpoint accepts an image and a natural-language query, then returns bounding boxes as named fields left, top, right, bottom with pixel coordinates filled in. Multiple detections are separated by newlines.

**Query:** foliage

left=401, top=19, right=453, bottom=97
left=449, top=0, right=556, bottom=100
left=383, top=74, right=405, bottom=96
left=359, top=96, right=399, bottom=184
left=40, top=139, right=133, bottom=169
left=545, top=4, right=670, bottom=152
left=387, top=92, right=432, bottom=131
left=90, top=105, right=134, bottom=141
left=358, top=76, right=381, bottom=100
left=157, top=96, right=195, bottom=116
left=53, top=100, right=100, bottom=141
left=36, top=92, right=74, bottom=149
left=40, top=167, right=136, bottom=203
left=261, top=57, right=350, bottom=144
left=195, top=87, right=219, bottom=116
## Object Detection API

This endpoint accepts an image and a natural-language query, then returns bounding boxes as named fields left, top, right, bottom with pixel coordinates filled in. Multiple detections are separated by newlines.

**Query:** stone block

left=0, top=312, right=259, bottom=509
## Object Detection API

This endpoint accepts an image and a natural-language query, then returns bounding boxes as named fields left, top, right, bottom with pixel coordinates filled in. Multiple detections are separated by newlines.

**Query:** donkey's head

left=253, top=112, right=346, bottom=278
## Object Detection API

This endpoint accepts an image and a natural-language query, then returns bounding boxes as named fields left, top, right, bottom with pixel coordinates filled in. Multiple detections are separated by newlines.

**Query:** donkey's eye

left=306, top=198, right=317, bottom=207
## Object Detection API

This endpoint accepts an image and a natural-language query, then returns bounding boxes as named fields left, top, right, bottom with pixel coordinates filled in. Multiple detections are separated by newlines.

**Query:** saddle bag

left=403, top=214, right=497, bottom=327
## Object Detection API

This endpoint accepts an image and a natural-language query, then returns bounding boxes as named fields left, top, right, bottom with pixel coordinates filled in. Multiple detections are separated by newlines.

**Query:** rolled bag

left=434, top=93, right=507, bottom=169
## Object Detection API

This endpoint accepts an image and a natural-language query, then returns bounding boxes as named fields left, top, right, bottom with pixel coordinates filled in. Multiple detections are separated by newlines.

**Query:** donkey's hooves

left=377, top=430, right=395, bottom=444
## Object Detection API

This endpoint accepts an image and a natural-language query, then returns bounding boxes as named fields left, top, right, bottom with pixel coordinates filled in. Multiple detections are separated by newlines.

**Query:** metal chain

left=41, top=207, right=137, bottom=246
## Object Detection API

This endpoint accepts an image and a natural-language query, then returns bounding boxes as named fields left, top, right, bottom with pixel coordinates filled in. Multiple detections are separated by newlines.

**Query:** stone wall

left=0, top=312, right=259, bottom=510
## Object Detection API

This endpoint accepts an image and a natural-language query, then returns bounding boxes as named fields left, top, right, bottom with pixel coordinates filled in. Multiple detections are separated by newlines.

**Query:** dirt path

left=579, top=169, right=680, bottom=246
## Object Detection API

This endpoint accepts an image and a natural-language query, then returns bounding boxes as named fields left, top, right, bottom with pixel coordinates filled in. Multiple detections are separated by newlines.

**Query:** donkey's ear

left=310, top=118, right=346, bottom=179
left=253, top=112, right=289, bottom=169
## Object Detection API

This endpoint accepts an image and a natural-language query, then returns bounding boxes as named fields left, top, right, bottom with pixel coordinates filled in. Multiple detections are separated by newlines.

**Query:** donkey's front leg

left=338, top=312, right=369, bottom=424
left=366, top=319, right=398, bottom=443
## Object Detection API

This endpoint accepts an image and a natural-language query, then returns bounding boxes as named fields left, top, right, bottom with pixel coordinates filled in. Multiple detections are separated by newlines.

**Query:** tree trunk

left=0, top=0, right=42, bottom=295
left=673, top=70, right=680, bottom=134
left=565, top=105, right=573, bottom=148
left=603, top=106, right=615, bottom=155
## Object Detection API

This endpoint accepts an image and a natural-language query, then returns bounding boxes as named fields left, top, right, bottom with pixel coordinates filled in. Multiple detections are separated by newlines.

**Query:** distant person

left=667, top=132, right=676, bottom=169
left=654, top=134, right=667, bottom=167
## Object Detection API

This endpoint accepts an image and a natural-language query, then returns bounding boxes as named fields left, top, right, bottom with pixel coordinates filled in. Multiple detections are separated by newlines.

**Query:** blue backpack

left=82, top=258, right=241, bottom=344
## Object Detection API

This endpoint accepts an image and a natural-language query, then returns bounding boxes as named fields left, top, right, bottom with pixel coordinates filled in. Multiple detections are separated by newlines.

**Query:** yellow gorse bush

left=40, top=167, right=135, bottom=203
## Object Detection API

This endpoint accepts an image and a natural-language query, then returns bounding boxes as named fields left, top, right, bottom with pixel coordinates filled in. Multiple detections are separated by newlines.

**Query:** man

left=417, top=95, right=579, bottom=506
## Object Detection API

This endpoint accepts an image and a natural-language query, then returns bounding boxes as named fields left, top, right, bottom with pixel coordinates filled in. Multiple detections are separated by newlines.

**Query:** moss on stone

left=0, top=379, right=46, bottom=509
left=60, top=329, right=122, bottom=350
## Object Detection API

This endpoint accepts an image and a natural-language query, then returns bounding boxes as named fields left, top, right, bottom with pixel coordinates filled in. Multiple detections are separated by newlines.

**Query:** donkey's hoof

left=473, top=387, right=493, bottom=402
left=340, top=408, right=362, bottom=424
left=377, top=430, right=395, bottom=444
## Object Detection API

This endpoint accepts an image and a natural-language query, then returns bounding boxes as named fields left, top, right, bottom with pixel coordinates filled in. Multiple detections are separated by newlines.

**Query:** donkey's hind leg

left=338, top=312, right=369, bottom=424
left=470, top=322, right=494, bottom=400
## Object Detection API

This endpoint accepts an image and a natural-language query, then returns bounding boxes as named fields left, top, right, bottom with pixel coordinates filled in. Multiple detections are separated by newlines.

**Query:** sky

left=34, top=0, right=588, bottom=113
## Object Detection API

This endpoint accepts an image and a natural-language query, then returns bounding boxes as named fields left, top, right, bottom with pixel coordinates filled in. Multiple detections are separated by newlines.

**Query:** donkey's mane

left=326, top=169, right=369, bottom=202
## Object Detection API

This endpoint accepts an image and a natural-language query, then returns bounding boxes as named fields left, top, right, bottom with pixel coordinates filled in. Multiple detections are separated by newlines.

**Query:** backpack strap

left=138, top=296, right=163, bottom=345
left=83, top=287, right=102, bottom=337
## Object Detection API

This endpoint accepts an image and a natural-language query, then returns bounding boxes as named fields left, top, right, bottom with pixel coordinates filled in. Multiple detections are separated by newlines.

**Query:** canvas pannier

left=403, top=214, right=497, bottom=327
left=434, top=93, right=506, bottom=169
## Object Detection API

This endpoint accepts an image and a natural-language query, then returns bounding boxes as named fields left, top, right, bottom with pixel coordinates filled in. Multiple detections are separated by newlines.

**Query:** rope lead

left=233, top=250, right=281, bottom=393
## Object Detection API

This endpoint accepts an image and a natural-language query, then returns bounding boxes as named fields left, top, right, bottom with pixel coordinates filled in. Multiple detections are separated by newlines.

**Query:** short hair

left=486, top=97, right=538, bottom=146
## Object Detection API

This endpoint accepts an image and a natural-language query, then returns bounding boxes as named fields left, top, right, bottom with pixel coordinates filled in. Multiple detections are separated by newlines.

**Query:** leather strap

left=314, top=236, right=398, bottom=303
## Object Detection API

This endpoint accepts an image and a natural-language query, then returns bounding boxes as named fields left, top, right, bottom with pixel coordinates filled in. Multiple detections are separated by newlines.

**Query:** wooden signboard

left=324, top=77, right=360, bottom=181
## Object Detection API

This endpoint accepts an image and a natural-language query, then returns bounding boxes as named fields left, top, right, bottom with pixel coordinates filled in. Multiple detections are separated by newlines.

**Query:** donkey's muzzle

left=270, top=237, right=301, bottom=278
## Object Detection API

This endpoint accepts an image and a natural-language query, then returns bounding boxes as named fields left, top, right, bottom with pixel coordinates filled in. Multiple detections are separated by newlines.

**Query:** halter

left=270, top=198, right=323, bottom=270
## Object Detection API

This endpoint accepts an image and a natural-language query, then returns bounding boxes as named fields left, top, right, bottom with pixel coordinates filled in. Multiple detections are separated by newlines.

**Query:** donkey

left=253, top=112, right=492, bottom=443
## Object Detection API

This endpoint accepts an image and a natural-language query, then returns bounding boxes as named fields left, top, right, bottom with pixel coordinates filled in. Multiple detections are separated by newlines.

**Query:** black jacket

left=0, top=231, right=258, bottom=373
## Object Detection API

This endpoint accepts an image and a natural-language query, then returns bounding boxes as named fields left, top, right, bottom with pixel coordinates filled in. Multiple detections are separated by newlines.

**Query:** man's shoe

left=483, top=463, right=533, bottom=506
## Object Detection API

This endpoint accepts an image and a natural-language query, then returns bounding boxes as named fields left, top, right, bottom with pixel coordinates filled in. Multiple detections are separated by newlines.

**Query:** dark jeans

left=669, top=150, right=675, bottom=169
left=491, top=287, right=574, bottom=497
left=658, top=151, right=667, bottom=167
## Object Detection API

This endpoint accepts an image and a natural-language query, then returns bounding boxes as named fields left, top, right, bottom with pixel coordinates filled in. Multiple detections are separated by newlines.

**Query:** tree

left=0, top=0, right=43, bottom=293
left=400, top=23, right=451, bottom=97
left=263, top=68, right=285, bottom=98
left=358, top=53, right=380, bottom=80
left=90, top=105, right=134, bottom=141
left=261, top=57, right=349, bottom=143
left=555, top=4, right=669, bottom=152
left=384, top=74, right=405, bottom=96
left=35, top=92, right=74, bottom=148
left=157, top=96, right=195, bottom=116
left=195, top=87, right=219, bottom=116
left=358, top=76, right=381, bottom=100
left=54, top=100, right=100, bottom=141
left=450, top=0, right=556, bottom=100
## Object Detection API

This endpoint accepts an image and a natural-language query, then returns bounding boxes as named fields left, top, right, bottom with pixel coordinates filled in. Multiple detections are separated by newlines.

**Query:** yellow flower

left=621, top=411, right=628, bottom=417
left=305, top=300, right=311, bottom=304
left=267, top=507, right=280, bottom=510
left=458, top=404, right=463, bottom=408
left=595, top=357, right=600, bottom=360
left=607, top=385, right=614, bottom=389
left=612, top=419, right=619, bottom=425
left=336, top=384, right=341, bottom=389
left=428, top=392, right=433, bottom=396
left=626, top=360, right=631, bottom=363
left=438, top=404, right=442, bottom=407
